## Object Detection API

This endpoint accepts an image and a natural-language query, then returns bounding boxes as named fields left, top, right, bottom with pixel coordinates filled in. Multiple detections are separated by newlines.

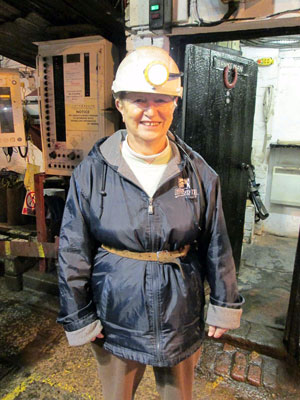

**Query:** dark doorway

left=172, top=44, right=257, bottom=271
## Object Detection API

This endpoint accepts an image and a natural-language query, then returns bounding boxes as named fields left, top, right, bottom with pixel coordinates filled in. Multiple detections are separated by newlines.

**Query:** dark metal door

left=180, top=44, right=257, bottom=271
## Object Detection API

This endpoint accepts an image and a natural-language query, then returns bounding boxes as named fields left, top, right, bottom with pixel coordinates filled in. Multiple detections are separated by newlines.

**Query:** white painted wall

left=271, top=49, right=300, bottom=143
left=241, top=45, right=300, bottom=237
left=240, top=46, right=280, bottom=201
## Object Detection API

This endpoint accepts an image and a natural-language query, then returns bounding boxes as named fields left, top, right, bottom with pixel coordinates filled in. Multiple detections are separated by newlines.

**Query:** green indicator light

left=150, top=4, right=160, bottom=11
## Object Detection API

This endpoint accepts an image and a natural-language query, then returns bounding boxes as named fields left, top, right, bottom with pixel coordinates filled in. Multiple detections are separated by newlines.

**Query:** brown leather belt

left=101, top=244, right=190, bottom=277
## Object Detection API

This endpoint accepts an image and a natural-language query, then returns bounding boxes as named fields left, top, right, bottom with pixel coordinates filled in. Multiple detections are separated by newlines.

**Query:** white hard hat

left=112, top=46, right=183, bottom=98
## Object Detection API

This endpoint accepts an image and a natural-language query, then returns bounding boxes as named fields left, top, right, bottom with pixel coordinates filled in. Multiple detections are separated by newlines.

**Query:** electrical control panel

left=149, top=0, right=172, bottom=33
left=36, top=36, right=118, bottom=176
left=0, top=69, right=26, bottom=148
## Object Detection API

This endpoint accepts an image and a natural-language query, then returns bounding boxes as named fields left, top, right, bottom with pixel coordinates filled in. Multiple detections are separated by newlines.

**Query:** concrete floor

left=0, top=280, right=246, bottom=400
left=0, top=232, right=299, bottom=399
left=239, top=233, right=298, bottom=330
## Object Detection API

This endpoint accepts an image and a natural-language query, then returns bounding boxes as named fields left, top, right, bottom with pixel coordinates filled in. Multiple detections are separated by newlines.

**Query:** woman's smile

left=140, top=121, right=161, bottom=127
left=115, top=92, right=177, bottom=155
left=141, top=121, right=160, bottom=125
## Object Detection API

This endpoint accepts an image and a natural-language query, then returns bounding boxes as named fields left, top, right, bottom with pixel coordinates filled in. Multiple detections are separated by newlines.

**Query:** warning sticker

left=22, top=190, right=36, bottom=216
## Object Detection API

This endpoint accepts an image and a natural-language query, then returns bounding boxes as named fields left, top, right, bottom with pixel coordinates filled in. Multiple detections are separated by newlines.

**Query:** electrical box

left=270, top=166, right=300, bottom=207
left=128, top=0, right=188, bottom=30
left=0, top=69, right=26, bottom=147
left=36, top=36, right=118, bottom=176
left=149, top=0, right=172, bottom=33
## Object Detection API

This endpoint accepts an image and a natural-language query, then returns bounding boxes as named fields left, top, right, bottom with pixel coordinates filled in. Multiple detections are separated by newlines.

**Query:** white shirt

left=121, top=136, right=172, bottom=197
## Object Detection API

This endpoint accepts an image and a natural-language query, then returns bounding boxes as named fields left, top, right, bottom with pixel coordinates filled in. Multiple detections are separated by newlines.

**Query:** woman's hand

left=91, top=332, right=104, bottom=341
left=208, top=326, right=228, bottom=339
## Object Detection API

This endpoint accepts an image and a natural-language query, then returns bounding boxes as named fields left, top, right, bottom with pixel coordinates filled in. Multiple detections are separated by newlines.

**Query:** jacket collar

left=99, top=129, right=126, bottom=168
left=99, top=130, right=183, bottom=192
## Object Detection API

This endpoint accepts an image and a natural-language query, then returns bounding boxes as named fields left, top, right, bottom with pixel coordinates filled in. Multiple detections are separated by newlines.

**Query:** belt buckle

left=156, top=250, right=169, bottom=263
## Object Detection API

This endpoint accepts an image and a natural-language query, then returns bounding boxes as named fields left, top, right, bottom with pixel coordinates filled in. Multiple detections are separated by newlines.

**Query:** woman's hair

left=113, top=91, right=127, bottom=101
left=113, top=91, right=177, bottom=104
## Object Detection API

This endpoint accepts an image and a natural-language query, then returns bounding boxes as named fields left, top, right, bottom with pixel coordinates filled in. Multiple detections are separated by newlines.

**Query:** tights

left=91, top=342, right=201, bottom=400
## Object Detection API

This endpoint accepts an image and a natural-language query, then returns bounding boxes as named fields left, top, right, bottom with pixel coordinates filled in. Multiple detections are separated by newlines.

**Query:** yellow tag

left=257, top=58, right=274, bottom=66
left=38, top=243, right=45, bottom=258
left=5, top=241, right=11, bottom=256
left=24, top=163, right=40, bottom=191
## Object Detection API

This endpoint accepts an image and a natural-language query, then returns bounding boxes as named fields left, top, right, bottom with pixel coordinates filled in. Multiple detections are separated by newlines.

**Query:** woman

left=58, top=46, right=243, bottom=400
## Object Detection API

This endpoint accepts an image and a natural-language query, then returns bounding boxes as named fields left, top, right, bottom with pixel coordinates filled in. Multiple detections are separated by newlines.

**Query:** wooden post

left=34, top=173, right=47, bottom=272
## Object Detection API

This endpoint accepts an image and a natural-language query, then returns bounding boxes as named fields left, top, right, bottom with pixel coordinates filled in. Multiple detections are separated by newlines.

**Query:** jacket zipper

left=148, top=197, right=154, bottom=215
left=148, top=197, right=161, bottom=362
left=152, top=263, right=162, bottom=362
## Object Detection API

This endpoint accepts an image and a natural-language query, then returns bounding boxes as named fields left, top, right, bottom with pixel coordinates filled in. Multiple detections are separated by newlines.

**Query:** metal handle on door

left=240, top=163, right=249, bottom=170
left=224, top=65, right=238, bottom=89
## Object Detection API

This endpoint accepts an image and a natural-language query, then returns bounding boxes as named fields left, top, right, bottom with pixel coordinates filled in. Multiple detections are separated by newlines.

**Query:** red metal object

left=34, top=173, right=48, bottom=272
left=223, top=65, right=238, bottom=89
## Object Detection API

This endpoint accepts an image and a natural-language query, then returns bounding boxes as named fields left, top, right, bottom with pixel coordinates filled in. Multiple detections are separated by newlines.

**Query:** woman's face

left=115, top=92, right=177, bottom=154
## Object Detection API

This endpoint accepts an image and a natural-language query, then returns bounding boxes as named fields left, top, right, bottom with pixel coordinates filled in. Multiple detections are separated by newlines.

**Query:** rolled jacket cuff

left=206, top=303, right=243, bottom=330
left=65, top=320, right=103, bottom=346
left=209, top=294, right=245, bottom=309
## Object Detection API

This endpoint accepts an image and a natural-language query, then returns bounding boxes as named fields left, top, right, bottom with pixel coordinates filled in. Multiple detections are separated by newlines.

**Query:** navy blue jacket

left=58, top=130, right=243, bottom=367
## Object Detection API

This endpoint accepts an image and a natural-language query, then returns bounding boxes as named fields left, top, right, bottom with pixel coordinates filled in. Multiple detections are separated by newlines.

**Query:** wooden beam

left=45, top=24, right=99, bottom=35
left=0, top=240, right=58, bottom=258
left=62, top=0, right=125, bottom=44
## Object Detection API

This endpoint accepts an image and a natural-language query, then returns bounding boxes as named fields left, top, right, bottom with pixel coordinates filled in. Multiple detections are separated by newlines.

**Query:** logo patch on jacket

left=175, top=178, right=198, bottom=199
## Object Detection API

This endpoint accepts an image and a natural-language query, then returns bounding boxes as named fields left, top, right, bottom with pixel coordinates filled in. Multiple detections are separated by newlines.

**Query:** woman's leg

left=91, top=341, right=146, bottom=400
left=153, top=348, right=202, bottom=400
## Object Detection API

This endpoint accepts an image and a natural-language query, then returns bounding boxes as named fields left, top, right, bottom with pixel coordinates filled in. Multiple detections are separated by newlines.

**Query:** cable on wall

left=173, top=3, right=300, bottom=28
left=193, top=0, right=240, bottom=27
left=261, top=85, right=274, bottom=161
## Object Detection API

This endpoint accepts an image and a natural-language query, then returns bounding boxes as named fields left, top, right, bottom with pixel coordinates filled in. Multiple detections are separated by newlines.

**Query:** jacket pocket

left=93, top=255, right=150, bottom=335
left=159, top=261, right=204, bottom=332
